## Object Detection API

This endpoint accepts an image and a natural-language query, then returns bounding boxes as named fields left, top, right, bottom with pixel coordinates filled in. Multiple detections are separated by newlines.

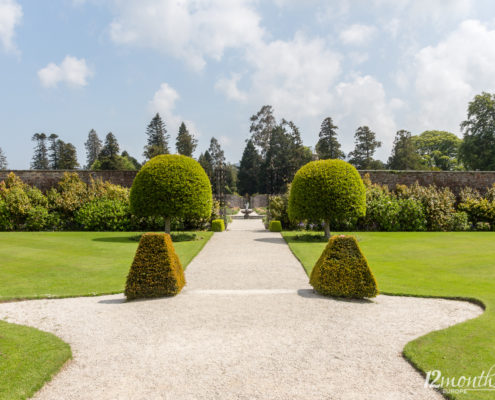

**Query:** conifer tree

left=31, top=133, right=49, bottom=169
left=348, top=126, right=382, bottom=169
left=387, top=130, right=423, bottom=170
left=85, top=129, right=102, bottom=169
left=144, top=113, right=169, bottom=160
left=238, top=140, right=262, bottom=195
left=0, top=147, right=7, bottom=170
left=176, top=122, right=197, bottom=157
left=315, top=117, right=345, bottom=160
left=198, top=151, right=214, bottom=183
left=58, top=142, right=79, bottom=169
left=48, top=134, right=60, bottom=169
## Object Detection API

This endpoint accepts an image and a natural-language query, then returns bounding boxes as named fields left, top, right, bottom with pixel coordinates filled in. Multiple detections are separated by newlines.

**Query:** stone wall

left=359, top=170, right=495, bottom=194
left=0, top=170, right=138, bottom=192
left=2, top=169, right=495, bottom=196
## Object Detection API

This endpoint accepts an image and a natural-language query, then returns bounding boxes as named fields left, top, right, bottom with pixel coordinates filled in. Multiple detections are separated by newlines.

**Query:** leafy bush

left=75, top=199, right=131, bottom=231
left=396, top=198, right=426, bottom=231
left=449, top=212, right=470, bottom=231
left=289, top=160, right=366, bottom=238
left=211, top=219, right=225, bottom=232
left=130, top=155, right=212, bottom=233
left=125, top=233, right=185, bottom=300
left=476, top=222, right=491, bottom=231
left=269, top=220, right=282, bottom=232
left=458, top=198, right=495, bottom=227
left=397, top=183, right=455, bottom=231
left=268, top=193, right=296, bottom=229
left=310, top=235, right=378, bottom=298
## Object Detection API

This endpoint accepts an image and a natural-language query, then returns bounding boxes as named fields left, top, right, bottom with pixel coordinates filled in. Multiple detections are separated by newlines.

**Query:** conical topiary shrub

left=125, top=233, right=185, bottom=300
left=310, top=235, right=378, bottom=298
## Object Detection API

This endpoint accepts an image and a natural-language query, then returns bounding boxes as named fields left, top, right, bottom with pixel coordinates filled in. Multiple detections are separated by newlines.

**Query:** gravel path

left=0, top=219, right=482, bottom=399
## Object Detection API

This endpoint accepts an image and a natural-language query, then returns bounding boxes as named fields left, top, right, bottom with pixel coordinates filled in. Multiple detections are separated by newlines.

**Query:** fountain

left=241, top=201, right=253, bottom=219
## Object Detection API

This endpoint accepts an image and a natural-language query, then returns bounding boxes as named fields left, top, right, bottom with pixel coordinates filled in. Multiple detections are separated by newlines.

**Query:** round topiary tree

left=130, top=154, right=212, bottom=233
left=288, top=159, right=366, bottom=239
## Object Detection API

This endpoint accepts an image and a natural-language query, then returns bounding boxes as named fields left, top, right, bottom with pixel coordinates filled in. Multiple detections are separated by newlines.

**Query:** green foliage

left=315, top=117, right=345, bottom=160
left=460, top=92, right=495, bottom=170
left=211, top=219, right=225, bottom=232
left=412, top=130, right=462, bottom=171
left=396, top=183, right=456, bottom=231
left=387, top=130, right=424, bottom=170
left=269, top=220, right=282, bottom=232
left=459, top=198, right=495, bottom=228
left=348, top=126, right=382, bottom=169
left=288, top=160, right=366, bottom=235
left=125, top=233, right=185, bottom=299
left=130, top=154, right=212, bottom=221
left=31, top=133, right=49, bottom=170
left=0, top=146, right=7, bottom=170
left=84, top=129, right=102, bottom=169
left=449, top=212, right=470, bottom=231
left=76, top=199, right=130, bottom=231
left=238, top=140, right=262, bottom=195
left=144, top=113, right=170, bottom=160
left=475, top=221, right=491, bottom=231
left=176, top=122, right=197, bottom=157
left=309, top=235, right=378, bottom=298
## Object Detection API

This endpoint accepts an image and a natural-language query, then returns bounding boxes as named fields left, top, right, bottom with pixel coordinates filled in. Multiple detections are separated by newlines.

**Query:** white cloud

left=0, top=0, right=22, bottom=53
left=414, top=20, right=495, bottom=133
left=340, top=24, right=376, bottom=46
left=215, top=73, right=247, bottom=102
left=335, top=75, right=398, bottom=157
left=149, top=82, right=199, bottom=139
left=38, top=56, right=93, bottom=88
left=246, top=32, right=341, bottom=119
left=109, top=0, right=264, bottom=70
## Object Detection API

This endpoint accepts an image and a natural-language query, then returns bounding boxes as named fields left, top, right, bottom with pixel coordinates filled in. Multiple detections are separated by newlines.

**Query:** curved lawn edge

left=282, top=231, right=492, bottom=400
left=0, top=231, right=213, bottom=399
left=0, top=320, right=71, bottom=400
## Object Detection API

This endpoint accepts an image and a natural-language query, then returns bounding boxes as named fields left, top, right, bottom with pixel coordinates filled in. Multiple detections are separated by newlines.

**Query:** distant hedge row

left=0, top=172, right=220, bottom=232
left=268, top=174, right=495, bottom=232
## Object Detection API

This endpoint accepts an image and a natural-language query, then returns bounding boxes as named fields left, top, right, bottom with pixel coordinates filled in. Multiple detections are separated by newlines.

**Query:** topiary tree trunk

left=165, top=217, right=171, bottom=234
left=323, top=219, right=331, bottom=240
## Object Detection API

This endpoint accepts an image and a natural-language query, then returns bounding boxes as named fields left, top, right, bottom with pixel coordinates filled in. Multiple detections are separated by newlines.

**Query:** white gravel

left=0, top=218, right=482, bottom=399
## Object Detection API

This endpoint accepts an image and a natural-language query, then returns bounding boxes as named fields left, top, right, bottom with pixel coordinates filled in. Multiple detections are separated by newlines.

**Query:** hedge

left=125, top=233, right=185, bottom=300
left=269, top=220, right=282, bottom=232
left=211, top=219, right=225, bottom=232
left=310, top=235, right=378, bottom=298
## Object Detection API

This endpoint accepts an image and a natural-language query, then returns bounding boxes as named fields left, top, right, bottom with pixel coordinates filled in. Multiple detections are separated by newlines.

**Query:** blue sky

left=1, top=0, right=495, bottom=169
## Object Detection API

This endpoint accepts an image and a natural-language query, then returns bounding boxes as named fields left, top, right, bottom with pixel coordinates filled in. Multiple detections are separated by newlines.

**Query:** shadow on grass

left=92, top=237, right=136, bottom=243
left=297, top=289, right=375, bottom=303
left=253, top=237, right=286, bottom=244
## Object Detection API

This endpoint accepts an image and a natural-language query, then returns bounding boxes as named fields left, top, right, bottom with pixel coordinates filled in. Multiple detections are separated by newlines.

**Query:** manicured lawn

left=0, top=231, right=212, bottom=300
left=283, top=231, right=495, bottom=400
left=0, top=231, right=212, bottom=400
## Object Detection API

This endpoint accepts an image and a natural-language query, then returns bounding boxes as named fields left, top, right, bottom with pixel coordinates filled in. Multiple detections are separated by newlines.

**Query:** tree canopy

left=460, top=92, right=495, bottom=171
left=176, top=122, right=197, bottom=157
left=413, top=130, right=462, bottom=171
left=348, top=126, right=382, bottom=169
left=387, top=130, right=424, bottom=170
left=143, top=113, right=170, bottom=160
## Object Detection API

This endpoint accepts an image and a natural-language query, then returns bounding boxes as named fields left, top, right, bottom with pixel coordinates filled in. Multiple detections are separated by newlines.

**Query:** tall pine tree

left=48, top=134, right=60, bottom=169
left=238, top=140, right=261, bottom=195
left=0, top=147, right=7, bottom=170
left=315, top=117, right=345, bottom=160
left=144, top=113, right=169, bottom=160
left=198, top=151, right=214, bottom=184
left=85, top=129, right=102, bottom=169
left=348, top=126, right=382, bottom=169
left=176, top=122, right=197, bottom=157
left=387, top=130, right=423, bottom=170
left=31, top=133, right=49, bottom=169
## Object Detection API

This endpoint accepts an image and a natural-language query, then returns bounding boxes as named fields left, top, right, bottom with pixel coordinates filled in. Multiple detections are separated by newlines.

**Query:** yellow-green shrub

left=269, top=220, right=282, bottom=232
left=211, top=219, right=225, bottom=232
left=125, top=233, right=185, bottom=300
left=310, top=235, right=378, bottom=298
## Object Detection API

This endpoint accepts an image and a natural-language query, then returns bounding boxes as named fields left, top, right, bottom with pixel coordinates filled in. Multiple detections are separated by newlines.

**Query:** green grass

left=0, top=321, right=71, bottom=400
left=283, top=231, right=495, bottom=400
left=0, top=231, right=212, bottom=300
left=0, top=231, right=212, bottom=400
